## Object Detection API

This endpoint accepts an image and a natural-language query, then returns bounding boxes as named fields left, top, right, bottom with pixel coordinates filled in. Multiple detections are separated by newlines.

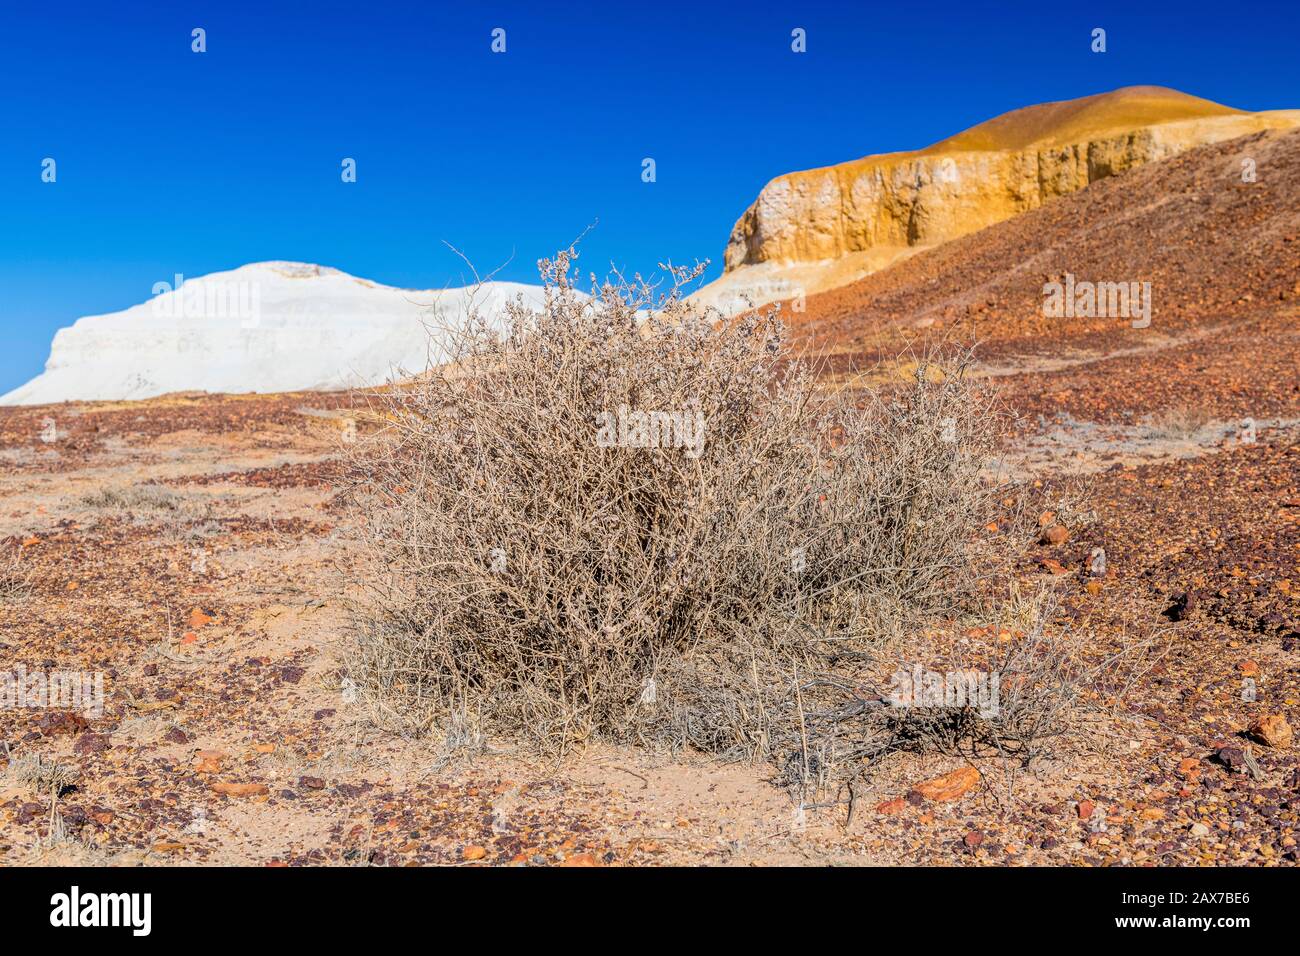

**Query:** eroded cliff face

left=724, top=115, right=1298, bottom=271
left=701, top=88, right=1300, bottom=314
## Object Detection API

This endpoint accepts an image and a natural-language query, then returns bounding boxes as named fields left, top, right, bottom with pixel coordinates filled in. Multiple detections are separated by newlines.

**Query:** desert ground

left=1, top=128, right=1297, bottom=868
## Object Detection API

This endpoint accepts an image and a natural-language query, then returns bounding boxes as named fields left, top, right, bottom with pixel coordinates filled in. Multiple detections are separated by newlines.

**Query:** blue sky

left=2, top=0, right=1298, bottom=394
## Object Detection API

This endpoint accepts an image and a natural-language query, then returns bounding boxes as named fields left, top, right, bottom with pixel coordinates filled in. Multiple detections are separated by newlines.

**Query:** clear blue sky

left=2, top=0, right=1298, bottom=395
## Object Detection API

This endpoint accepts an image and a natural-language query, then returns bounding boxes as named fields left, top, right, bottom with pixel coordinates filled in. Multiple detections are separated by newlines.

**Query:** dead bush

left=79, top=484, right=181, bottom=512
left=342, top=248, right=1021, bottom=760
left=1, top=545, right=32, bottom=605
left=853, top=584, right=1156, bottom=765
left=1140, top=405, right=1213, bottom=441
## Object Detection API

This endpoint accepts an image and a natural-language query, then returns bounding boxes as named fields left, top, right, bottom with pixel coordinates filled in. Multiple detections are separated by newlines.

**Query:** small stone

left=38, top=711, right=90, bottom=737
left=188, top=607, right=215, bottom=629
left=1040, top=524, right=1069, bottom=546
left=194, top=752, right=225, bottom=774
left=211, top=781, right=269, bottom=798
left=73, top=732, right=111, bottom=755
left=1216, top=746, right=1246, bottom=772
left=1165, top=591, right=1196, bottom=622
left=1249, top=714, right=1292, bottom=749
left=913, top=766, right=980, bottom=802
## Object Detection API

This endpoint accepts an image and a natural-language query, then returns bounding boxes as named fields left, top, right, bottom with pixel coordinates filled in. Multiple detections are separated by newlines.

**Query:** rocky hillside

left=698, top=87, right=1299, bottom=313
left=785, top=124, right=1300, bottom=378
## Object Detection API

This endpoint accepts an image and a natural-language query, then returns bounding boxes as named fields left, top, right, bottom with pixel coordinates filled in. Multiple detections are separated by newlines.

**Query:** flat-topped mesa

left=706, top=86, right=1300, bottom=313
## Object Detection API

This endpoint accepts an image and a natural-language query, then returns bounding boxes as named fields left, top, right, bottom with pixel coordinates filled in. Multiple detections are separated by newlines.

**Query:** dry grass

left=1140, top=405, right=1214, bottom=440
left=79, top=484, right=182, bottom=512
left=2, top=750, right=91, bottom=857
left=77, top=483, right=226, bottom=544
left=1, top=545, right=33, bottom=605
left=4, top=751, right=79, bottom=796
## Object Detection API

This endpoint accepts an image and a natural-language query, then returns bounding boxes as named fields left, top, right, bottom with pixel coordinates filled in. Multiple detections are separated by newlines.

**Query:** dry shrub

left=79, top=484, right=181, bottom=512
left=850, top=584, right=1156, bottom=765
left=1, top=545, right=33, bottom=605
left=5, top=751, right=78, bottom=796
left=1141, top=405, right=1213, bottom=440
left=343, top=248, right=1029, bottom=765
left=77, top=483, right=226, bottom=546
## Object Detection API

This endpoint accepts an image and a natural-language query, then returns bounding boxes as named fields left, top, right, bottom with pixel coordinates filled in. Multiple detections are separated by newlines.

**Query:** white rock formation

left=2, top=262, right=547, bottom=405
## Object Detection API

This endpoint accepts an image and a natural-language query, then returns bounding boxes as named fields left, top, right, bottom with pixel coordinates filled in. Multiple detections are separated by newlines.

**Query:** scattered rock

left=1249, top=714, right=1292, bottom=749
left=211, top=781, right=269, bottom=798
left=188, top=607, right=216, bottom=629
left=1165, top=590, right=1196, bottom=622
left=913, top=766, right=980, bottom=802
left=1215, top=746, right=1247, bottom=772
left=37, top=711, right=90, bottom=737
left=72, top=732, right=111, bottom=755
left=1040, top=524, right=1069, bottom=546
left=194, top=751, right=226, bottom=774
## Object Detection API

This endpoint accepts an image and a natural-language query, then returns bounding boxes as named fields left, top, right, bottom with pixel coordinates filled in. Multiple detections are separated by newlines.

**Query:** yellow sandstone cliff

left=697, top=86, right=1300, bottom=313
